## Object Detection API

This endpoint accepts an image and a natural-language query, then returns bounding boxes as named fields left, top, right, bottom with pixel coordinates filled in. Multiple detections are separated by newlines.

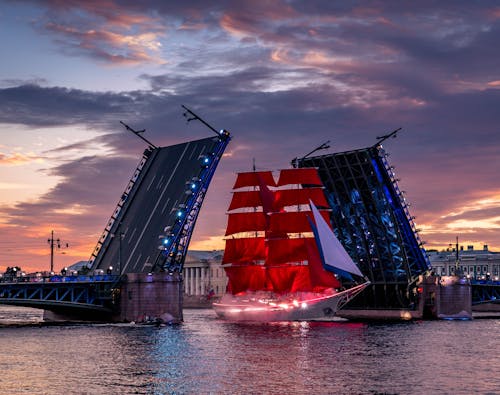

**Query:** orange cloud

left=441, top=193, right=500, bottom=218
left=39, top=0, right=167, bottom=66
left=189, top=235, right=225, bottom=251
left=270, top=47, right=356, bottom=74
left=220, top=1, right=297, bottom=38
left=270, top=48, right=289, bottom=63
left=487, top=7, right=500, bottom=19
left=0, top=220, right=98, bottom=273
left=220, top=14, right=255, bottom=38
left=0, top=152, right=42, bottom=165
left=45, top=22, right=166, bottom=65
left=417, top=190, right=500, bottom=251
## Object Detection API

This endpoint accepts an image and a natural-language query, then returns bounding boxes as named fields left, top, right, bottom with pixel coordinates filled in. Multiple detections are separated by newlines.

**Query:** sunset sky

left=1, top=1, right=500, bottom=273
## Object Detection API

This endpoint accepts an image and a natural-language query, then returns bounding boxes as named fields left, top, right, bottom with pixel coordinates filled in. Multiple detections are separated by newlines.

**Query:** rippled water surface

left=0, top=306, right=498, bottom=394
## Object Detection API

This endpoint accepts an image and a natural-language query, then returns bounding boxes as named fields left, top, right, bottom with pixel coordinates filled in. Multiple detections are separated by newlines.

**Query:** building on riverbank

left=183, top=250, right=226, bottom=307
left=427, top=245, right=500, bottom=280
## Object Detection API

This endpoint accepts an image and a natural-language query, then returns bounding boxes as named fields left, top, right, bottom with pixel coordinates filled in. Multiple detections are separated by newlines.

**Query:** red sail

left=268, top=265, right=324, bottom=293
left=223, top=237, right=266, bottom=264
left=266, top=237, right=310, bottom=265
left=274, top=188, right=328, bottom=209
left=233, top=171, right=276, bottom=189
left=276, top=168, right=323, bottom=187
left=267, top=266, right=302, bottom=294
left=222, top=167, right=339, bottom=295
left=257, top=175, right=275, bottom=214
left=268, top=210, right=331, bottom=234
left=305, top=237, right=341, bottom=291
left=224, top=266, right=267, bottom=294
left=225, top=212, right=267, bottom=236
left=228, top=191, right=263, bottom=211
left=290, top=266, right=314, bottom=292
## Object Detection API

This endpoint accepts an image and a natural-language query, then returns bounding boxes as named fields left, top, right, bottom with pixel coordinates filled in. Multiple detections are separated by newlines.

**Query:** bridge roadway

left=90, top=136, right=224, bottom=275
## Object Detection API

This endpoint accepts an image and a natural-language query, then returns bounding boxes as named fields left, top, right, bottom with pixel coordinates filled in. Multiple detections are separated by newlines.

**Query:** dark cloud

left=3, top=154, right=136, bottom=224
left=0, top=77, right=48, bottom=88
left=0, top=84, right=132, bottom=127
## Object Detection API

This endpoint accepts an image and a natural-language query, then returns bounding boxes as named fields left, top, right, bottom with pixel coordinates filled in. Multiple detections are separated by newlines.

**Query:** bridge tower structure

left=297, top=142, right=431, bottom=315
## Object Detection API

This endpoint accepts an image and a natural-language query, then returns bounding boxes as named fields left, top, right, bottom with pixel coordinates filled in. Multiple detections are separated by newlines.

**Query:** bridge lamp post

left=47, top=230, right=69, bottom=273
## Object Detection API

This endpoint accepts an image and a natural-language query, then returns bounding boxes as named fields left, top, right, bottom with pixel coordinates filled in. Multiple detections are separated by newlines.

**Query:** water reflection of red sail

left=213, top=167, right=370, bottom=322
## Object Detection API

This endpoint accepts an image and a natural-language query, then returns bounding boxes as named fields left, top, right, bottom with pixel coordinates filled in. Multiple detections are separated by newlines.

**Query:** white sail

left=309, top=200, right=364, bottom=277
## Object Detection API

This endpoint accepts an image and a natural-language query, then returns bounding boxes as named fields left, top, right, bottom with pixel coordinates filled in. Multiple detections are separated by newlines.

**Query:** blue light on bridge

left=200, top=155, right=212, bottom=167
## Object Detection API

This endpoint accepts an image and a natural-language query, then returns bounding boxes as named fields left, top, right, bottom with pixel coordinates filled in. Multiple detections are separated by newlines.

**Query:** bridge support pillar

left=117, top=272, right=183, bottom=324
left=422, top=275, right=472, bottom=319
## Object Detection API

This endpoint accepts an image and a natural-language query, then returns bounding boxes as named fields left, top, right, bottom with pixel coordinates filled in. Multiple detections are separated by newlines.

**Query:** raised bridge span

left=0, top=109, right=231, bottom=323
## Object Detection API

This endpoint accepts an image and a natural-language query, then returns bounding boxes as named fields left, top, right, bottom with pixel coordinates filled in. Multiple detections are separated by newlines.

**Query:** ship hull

left=213, top=282, right=369, bottom=322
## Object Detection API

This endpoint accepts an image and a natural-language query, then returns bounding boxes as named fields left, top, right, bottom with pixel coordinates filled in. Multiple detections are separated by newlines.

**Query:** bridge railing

left=470, top=279, right=500, bottom=286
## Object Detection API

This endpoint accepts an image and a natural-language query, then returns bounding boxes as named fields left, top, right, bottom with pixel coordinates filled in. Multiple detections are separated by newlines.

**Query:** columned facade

left=428, top=245, right=500, bottom=280
left=183, top=251, right=226, bottom=303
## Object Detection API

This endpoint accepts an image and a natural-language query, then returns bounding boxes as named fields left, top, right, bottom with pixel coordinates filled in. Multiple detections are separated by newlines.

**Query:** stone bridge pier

left=116, top=272, right=183, bottom=324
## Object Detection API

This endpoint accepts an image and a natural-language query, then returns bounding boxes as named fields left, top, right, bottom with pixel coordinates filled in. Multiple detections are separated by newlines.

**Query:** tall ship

left=213, top=167, right=370, bottom=321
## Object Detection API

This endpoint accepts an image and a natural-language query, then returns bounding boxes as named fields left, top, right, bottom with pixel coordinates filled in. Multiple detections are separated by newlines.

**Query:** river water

left=0, top=306, right=498, bottom=395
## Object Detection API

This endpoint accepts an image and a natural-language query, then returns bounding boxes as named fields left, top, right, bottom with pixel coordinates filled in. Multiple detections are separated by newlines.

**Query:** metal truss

left=297, top=144, right=430, bottom=309
left=157, top=131, right=231, bottom=273
left=376, top=146, right=431, bottom=276
left=0, top=276, right=119, bottom=312
left=471, top=281, right=500, bottom=305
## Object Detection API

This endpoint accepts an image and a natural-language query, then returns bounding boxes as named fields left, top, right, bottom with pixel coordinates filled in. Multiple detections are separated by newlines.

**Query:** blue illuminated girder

left=158, top=132, right=231, bottom=272
left=471, top=281, right=500, bottom=305
left=298, top=145, right=430, bottom=309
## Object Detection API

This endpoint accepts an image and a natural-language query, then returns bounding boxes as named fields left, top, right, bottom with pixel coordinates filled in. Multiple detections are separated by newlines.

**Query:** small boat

left=213, top=168, right=370, bottom=322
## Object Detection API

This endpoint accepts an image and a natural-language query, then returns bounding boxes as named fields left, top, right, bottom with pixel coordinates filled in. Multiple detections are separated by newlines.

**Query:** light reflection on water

left=0, top=306, right=498, bottom=394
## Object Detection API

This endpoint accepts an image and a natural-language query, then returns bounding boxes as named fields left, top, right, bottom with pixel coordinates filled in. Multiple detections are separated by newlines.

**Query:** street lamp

left=449, top=236, right=462, bottom=277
